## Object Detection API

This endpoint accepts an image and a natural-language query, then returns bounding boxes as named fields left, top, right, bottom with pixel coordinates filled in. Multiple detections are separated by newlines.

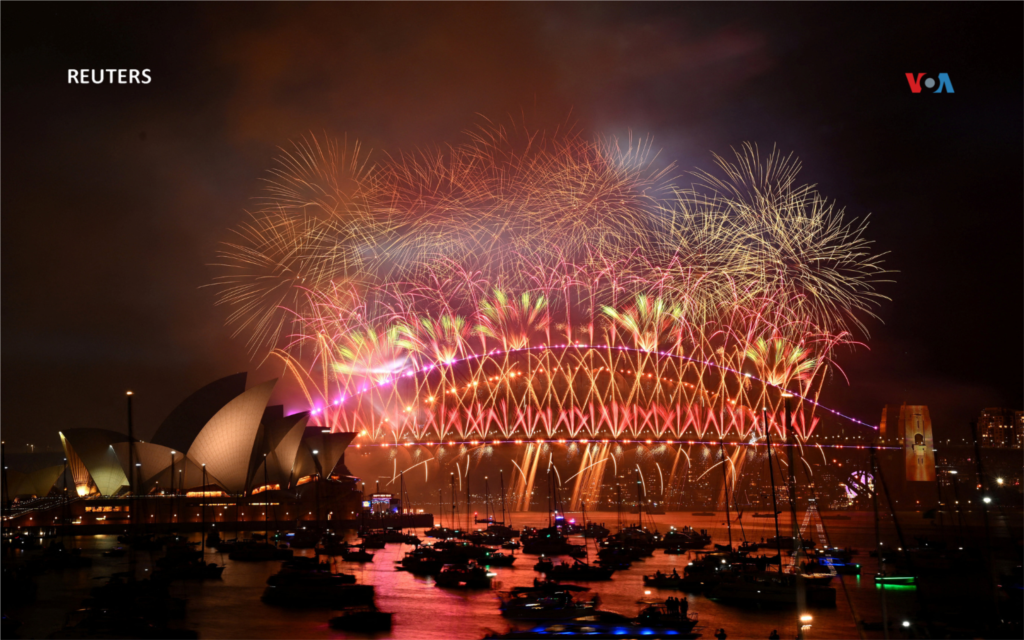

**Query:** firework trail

left=210, top=118, right=890, bottom=506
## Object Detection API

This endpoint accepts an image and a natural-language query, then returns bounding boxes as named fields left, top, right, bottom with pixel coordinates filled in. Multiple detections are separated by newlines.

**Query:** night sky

left=2, top=3, right=1021, bottom=450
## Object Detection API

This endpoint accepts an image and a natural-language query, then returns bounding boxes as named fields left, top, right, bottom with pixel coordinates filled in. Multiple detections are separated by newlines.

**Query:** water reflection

left=6, top=512, right=919, bottom=639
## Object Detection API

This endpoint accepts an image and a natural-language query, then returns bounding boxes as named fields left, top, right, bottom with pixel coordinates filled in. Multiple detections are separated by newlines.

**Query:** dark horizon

left=3, top=2, right=1022, bottom=451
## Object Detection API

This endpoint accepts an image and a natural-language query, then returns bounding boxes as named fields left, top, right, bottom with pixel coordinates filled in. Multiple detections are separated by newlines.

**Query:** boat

left=534, top=557, right=554, bottom=573
left=543, top=560, right=614, bottom=581
left=654, top=527, right=711, bottom=550
left=102, top=547, right=127, bottom=558
left=51, top=607, right=199, bottom=639
left=341, top=546, right=375, bottom=562
left=760, top=535, right=816, bottom=550
left=262, top=571, right=372, bottom=607
left=478, top=550, right=516, bottom=567
left=753, top=512, right=782, bottom=518
left=632, top=603, right=699, bottom=633
left=424, top=526, right=460, bottom=539
left=501, top=540, right=521, bottom=550
left=399, top=547, right=445, bottom=575
left=475, top=622, right=700, bottom=634
left=499, top=584, right=599, bottom=620
left=227, top=541, right=293, bottom=561
left=329, top=605, right=393, bottom=632
left=153, top=559, right=225, bottom=581
left=707, top=571, right=837, bottom=607
left=278, top=556, right=339, bottom=575
left=874, top=572, right=916, bottom=586
left=434, top=562, right=494, bottom=589
left=521, top=527, right=586, bottom=556
left=643, top=570, right=710, bottom=592
left=283, top=530, right=321, bottom=549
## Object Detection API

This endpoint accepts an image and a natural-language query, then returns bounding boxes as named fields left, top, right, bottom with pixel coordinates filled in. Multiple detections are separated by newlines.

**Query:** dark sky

left=3, top=3, right=1021, bottom=451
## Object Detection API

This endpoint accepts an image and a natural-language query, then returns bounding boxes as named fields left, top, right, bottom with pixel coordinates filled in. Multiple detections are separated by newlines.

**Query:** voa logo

left=905, top=73, right=954, bottom=93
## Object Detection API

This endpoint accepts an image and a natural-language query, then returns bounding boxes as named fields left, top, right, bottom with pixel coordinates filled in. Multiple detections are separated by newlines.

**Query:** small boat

left=483, top=622, right=700, bottom=634
left=632, top=603, right=699, bottom=633
left=597, top=558, right=632, bottom=571
left=534, top=557, right=554, bottom=573
left=262, top=572, right=371, bottom=607
left=329, top=605, right=393, bottom=632
left=52, top=607, right=199, bottom=639
left=753, top=512, right=782, bottom=518
left=227, top=541, right=293, bottom=562
left=434, top=562, right=493, bottom=589
left=154, top=560, right=225, bottom=581
left=424, top=526, right=460, bottom=539
left=103, top=547, right=127, bottom=558
left=501, top=540, right=521, bottom=550
left=341, top=546, right=375, bottom=563
left=399, top=548, right=445, bottom=575
left=708, top=571, right=837, bottom=607
left=478, top=550, right=516, bottom=567
left=874, top=572, right=916, bottom=586
left=544, top=560, right=614, bottom=581
left=359, top=534, right=387, bottom=549
left=499, top=584, right=599, bottom=620
left=642, top=571, right=707, bottom=592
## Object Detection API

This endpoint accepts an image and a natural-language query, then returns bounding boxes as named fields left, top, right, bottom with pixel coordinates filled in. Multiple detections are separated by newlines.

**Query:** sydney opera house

left=2, top=374, right=365, bottom=532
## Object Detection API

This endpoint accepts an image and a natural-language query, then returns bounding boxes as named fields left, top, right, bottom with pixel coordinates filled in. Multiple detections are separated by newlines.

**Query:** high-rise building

left=977, top=408, right=1020, bottom=448
left=879, top=404, right=903, bottom=445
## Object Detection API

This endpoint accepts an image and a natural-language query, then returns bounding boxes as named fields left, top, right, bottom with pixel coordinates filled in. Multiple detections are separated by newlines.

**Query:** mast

left=263, top=450, right=269, bottom=541
left=126, top=391, right=135, bottom=537
left=438, top=488, right=443, bottom=530
left=126, top=391, right=137, bottom=576
left=581, top=499, right=590, bottom=563
left=764, top=408, right=783, bottom=572
left=400, top=472, right=405, bottom=532
left=547, top=468, right=552, bottom=528
left=450, top=473, right=457, bottom=532
left=719, top=440, right=733, bottom=549
left=483, top=476, right=490, bottom=523
left=466, top=466, right=471, bottom=531
left=616, top=484, right=622, bottom=532
left=635, top=468, right=643, bottom=529
left=313, top=450, right=321, bottom=539
left=869, top=446, right=889, bottom=637
left=499, top=471, right=510, bottom=529
left=169, top=451, right=175, bottom=526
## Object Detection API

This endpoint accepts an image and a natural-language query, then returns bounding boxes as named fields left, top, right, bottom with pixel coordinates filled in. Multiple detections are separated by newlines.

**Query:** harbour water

left=5, top=510, right=1011, bottom=639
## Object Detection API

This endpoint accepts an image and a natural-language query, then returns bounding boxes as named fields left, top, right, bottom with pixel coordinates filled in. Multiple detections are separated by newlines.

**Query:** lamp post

left=201, top=464, right=207, bottom=556
left=126, top=391, right=135, bottom=530
left=312, top=449, right=321, bottom=536
left=169, top=451, right=176, bottom=525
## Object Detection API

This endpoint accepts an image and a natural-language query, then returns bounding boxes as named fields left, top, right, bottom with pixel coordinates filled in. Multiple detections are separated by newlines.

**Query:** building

left=55, top=374, right=360, bottom=497
left=977, top=408, right=1022, bottom=448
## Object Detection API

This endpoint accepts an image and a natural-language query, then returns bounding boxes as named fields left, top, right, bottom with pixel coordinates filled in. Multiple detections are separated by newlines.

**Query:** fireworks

left=210, top=119, right=890, bottom=447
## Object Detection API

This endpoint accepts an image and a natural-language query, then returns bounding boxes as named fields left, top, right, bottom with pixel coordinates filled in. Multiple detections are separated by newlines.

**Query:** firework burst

left=211, top=118, right=890, bottom=446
